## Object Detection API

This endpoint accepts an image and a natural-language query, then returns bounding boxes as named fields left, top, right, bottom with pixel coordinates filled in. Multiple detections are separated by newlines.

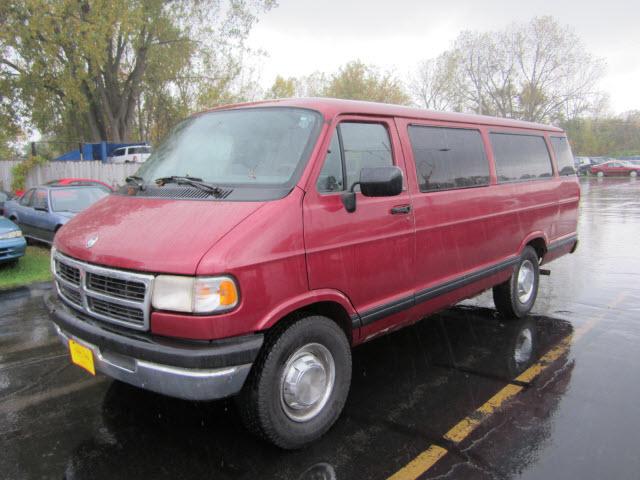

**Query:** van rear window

left=490, top=133, right=553, bottom=183
left=408, top=126, right=489, bottom=192
left=550, top=137, right=577, bottom=176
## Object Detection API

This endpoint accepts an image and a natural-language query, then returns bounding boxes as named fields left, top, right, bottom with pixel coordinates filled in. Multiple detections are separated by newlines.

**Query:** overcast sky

left=247, top=0, right=640, bottom=114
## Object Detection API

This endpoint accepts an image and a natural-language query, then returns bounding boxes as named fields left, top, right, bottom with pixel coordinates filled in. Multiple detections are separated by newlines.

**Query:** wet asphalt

left=1, top=177, right=639, bottom=480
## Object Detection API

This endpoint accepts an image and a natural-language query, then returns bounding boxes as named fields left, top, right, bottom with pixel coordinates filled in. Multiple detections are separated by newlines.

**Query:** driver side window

left=20, top=189, right=34, bottom=206
left=317, top=122, right=393, bottom=193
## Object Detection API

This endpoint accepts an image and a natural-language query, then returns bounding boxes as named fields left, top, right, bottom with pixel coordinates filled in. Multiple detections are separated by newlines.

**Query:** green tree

left=561, top=112, right=640, bottom=156
left=266, top=75, right=298, bottom=99
left=0, top=0, right=274, bottom=143
left=0, top=74, right=21, bottom=158
left=323, top=61, right=410, bottom=105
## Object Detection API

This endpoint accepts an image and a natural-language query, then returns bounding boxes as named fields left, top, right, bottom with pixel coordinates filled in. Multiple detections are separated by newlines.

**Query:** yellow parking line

left=386, top=292, right=628, bottom=480
left=387, top=445, right=448, bottom=480
left=444, top=383, right=523, bottom=443
left=515, top=335, right=572, bottom=383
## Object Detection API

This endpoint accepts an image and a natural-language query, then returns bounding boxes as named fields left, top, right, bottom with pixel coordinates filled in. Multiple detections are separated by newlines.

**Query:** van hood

left=54, top=195, right=264, bottom=275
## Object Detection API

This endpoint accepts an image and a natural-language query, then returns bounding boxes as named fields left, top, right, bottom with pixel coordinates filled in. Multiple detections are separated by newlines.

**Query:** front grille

left=53, top=252, right=153, bottom=331
left=56, top=260, right=80, bottom=285
left=88, top=297, right=144, bottom=325
left=87, top=272, right=146, bottom=301
left=59, top=284, right=82, bottom=306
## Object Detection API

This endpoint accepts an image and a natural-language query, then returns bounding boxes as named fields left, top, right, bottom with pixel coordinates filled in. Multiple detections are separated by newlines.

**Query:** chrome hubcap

left=513, top=327, right=533, bottom=366
left=280, top=343, right=335, bottom=422
left=517, top=260, right=535, bottom=304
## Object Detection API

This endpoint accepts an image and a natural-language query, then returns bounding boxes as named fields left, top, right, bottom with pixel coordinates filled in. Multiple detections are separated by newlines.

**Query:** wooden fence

left=0, top=160, right=139, bottom=191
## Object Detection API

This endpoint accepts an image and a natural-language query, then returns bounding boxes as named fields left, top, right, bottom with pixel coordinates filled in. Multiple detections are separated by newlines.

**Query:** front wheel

left=596, top=171, right=604, bottom=178
left=631, top=170, right=638, bottom=178
left=237, top=315, right=351, bottom=449
left=493, top=246, right=540, bottom=319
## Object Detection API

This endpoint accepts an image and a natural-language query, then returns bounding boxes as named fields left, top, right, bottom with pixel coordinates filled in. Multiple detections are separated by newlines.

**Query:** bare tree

left=412, top=17, right=607, bottom=123
left=411, top=53, right=460, bottom=111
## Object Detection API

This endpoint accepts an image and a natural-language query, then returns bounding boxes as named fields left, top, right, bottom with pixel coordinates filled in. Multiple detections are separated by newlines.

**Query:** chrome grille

left=59, top=284, right=82, bottom=306
left=88, top=297, right=145, bottom=325
left=87, top=272, right=146, bottom=301
left=56, top=260, right=80, bottom=285
left=53, top=251, right=153, bottom=331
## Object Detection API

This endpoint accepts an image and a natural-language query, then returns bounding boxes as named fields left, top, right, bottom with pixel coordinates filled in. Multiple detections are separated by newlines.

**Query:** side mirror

left=341, top=166, right=403, bottom=213
left=359, top=166, right=403, bottom=197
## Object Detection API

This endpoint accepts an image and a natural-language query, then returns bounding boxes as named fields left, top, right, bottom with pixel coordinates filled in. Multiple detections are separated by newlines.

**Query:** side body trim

left=358, top=256, right=519, bottom=327
left=546, top=234, right=578, bottom=253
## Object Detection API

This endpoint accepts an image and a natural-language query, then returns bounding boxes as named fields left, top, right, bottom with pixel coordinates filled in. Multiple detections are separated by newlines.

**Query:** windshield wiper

left=154, top=176, right=225, bottom=197
left=125, top=175, right=146, bottom=191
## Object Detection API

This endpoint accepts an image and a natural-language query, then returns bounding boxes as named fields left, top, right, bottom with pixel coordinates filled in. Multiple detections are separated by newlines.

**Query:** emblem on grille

left=86, top=235, right=98, bottom=248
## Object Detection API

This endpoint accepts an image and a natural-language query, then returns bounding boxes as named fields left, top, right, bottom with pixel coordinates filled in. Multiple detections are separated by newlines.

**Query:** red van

left=47, top=99, right=579, bottom=448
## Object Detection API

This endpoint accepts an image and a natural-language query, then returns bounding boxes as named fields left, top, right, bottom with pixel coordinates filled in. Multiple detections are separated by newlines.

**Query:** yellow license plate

left=68, top=338, right=96, bottom=375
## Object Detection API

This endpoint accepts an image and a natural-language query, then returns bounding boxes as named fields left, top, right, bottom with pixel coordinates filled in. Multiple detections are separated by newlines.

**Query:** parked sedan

left=3, top=185, right=109, bottom=244
left=590, top=160, right=640, bottom=177
left=0, top=217, right=26, bottom=265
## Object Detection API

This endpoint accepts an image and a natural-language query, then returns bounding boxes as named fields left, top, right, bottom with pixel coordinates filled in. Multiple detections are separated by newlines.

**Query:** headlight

left=152, top=275, right=239, bottom=314
left=0, top=230, right=22, bottom=240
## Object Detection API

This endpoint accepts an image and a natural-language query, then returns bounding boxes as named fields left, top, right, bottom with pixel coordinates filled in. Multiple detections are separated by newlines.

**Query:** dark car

left=3, top=185, right=109, bottom=244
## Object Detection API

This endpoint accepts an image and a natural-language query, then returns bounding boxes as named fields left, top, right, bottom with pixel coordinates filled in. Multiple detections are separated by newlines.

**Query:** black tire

left=493, top=246, right=540, bottom=319
left=236, top=315, right=351, bottom=449
left=2, top=259, right=19, bottom=268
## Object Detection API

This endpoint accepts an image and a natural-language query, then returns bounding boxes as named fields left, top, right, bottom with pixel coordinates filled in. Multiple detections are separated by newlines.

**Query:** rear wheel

left=237, top=315, right=351, bottom=449
left=493, top=246, right=540, bottom=319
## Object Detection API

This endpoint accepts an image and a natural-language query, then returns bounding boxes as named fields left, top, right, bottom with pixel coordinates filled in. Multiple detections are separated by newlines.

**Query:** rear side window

left=550, top=137, right=576, bottom=176
left=408, top=126, right=489, bottom=192
left=490, top=133, right=553, bottom=182
left=317, top=122, right=393, bottom=193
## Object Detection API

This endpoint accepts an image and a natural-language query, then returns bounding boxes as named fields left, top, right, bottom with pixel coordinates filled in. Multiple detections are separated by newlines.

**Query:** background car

left=0, top=189, right=12, bottom=216
left=590, top=160, right=640, bottom=177
left=0, top=217, right=26, bottom=265
left=3, top=185, right=109, bottom=244
left=107, top=145, right=151, bottom=164
left=45, top=178, right=113, bottom=192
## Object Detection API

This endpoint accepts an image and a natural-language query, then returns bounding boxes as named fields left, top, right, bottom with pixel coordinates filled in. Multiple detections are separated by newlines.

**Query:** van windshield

left=136, top=107, right=322, bottom=198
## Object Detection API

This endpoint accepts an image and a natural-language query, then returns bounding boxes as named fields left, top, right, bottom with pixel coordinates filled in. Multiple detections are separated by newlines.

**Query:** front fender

left=254, top=288, right=358, bottom=332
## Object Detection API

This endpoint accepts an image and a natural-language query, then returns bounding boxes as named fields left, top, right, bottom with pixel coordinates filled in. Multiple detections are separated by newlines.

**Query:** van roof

left=202, top=97, right=564, bottom=133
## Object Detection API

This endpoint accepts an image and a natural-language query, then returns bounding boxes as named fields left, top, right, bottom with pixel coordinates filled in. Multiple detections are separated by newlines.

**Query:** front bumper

left=45, top=293, right=263, bottom=401
left=0, top=236, right=26, bottom=263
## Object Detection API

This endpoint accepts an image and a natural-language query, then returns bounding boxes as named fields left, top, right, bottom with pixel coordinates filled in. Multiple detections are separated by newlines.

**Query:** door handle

left=390, top=204, right=411, bottom=215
